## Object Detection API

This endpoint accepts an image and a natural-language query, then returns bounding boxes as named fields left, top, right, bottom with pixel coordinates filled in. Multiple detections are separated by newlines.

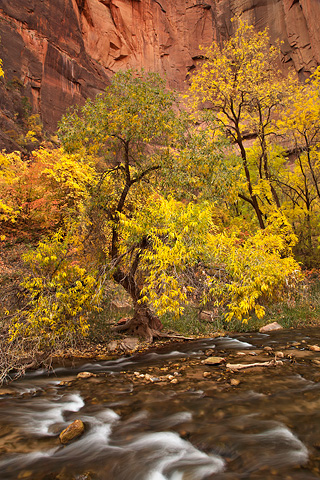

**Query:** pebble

left=230, top=379, right=241, bottom=386
left=203, top=371, right=211, bottom=378
left=264, top=346, right=273, bottom=352
left=170, top=378, right=179, bottom=384
left=309, top=345, right=320, bottom=352
left=77, top=372, right=95, bottom=379
left=205, top=349, right=215, bottom=356
left=144, top=374, right=160, bottom=382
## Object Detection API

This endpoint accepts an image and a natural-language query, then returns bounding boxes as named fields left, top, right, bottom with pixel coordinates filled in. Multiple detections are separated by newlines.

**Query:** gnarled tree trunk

left=112, top=265, right=163, bottom=342
left=113, top=304, right=163, bottom=342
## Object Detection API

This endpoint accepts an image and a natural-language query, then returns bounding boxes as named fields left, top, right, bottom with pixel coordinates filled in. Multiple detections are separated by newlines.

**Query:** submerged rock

left=59, top=419, right=84, bottom=444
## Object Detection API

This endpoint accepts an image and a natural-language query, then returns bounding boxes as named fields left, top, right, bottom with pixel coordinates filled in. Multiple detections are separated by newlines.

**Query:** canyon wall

left=0, top=0, right=320, bottom=136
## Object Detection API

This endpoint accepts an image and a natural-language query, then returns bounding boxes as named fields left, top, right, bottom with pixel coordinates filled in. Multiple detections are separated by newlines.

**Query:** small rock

left=173, top=372, right=179, bottom=376
left=205, top=348, right=215, bottom=356
left=203, top=371, right=211, bottom=378
left=107, top=341, right=118, bottom=352
left=275, top=351, right=284, bottom=358
left=145, top=374, right=159, bottom=382
left=202, top=356, right=225, bottom=365
left=230, top=379, right=240, bottom=386
left=259, top=322, right=283, bottom=333
left=59, top=419, right=84, bottom=444
left=120, top=337, right=139, bottom=352
left=77, top=372, right=95, bottom=379
left=312, top=359, right=320, bottom=365
left=170, top=378, right=179, bottom=384
left=236, top=352, right=246, bottom=356
left=263, top=346, right=273, bottom=352
left=200, top=311, right=214, bottom=321
left=167, top=375, right=175, bottom=380
left=309, top=345, right=320, bottom=352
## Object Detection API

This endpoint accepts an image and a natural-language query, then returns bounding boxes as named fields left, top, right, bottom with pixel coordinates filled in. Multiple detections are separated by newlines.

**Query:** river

left=1, top=328, right=320, bottom=479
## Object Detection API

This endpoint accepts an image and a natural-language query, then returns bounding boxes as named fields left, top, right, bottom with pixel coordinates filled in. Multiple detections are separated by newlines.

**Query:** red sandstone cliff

left=0, top=0, right=320, bottom=138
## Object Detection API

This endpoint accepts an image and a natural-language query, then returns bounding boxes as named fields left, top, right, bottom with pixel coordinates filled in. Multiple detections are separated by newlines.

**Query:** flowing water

left=1, top=329, right=320, bottom=479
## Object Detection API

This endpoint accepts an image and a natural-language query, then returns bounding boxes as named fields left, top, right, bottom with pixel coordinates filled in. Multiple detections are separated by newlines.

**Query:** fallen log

left=226, top=359, right=283, bottom=371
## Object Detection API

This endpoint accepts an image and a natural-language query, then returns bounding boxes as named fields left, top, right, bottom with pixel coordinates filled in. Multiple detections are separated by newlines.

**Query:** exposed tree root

left=113, top=306, right=161, bottom=342
left=156, top=332, right=194, bottom=341
left=112, top=306, right=193, bottom=342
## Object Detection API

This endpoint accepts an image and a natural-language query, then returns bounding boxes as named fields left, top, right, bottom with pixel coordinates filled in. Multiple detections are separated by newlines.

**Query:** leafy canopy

left=6, top=66, right=303, bottom=345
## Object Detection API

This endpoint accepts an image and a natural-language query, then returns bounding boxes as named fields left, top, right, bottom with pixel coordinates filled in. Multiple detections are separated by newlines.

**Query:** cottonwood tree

left=276, top=68, right=320, bottom=263
left=57, top=70, right=186, bottom=340
left=8, top=70, right=301, bottom=346
left=189, top=19, right=297, bottom=229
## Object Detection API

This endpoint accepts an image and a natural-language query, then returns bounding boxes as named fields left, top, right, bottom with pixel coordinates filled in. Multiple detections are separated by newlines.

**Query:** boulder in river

left=59, top=419, right=84, bottom=444
left=259, top=322, right=283, bottom=333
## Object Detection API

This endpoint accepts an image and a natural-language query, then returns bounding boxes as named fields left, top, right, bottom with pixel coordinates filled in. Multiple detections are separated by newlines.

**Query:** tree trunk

left=113, top=264, right=163, bottom=341
left=113, top=304, right=163, bottom=342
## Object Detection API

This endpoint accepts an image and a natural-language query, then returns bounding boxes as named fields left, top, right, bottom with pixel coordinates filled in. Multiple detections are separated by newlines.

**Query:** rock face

left=0, top=0, right=320, bottom=134
left=218, top=0, right=320, bottom=77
